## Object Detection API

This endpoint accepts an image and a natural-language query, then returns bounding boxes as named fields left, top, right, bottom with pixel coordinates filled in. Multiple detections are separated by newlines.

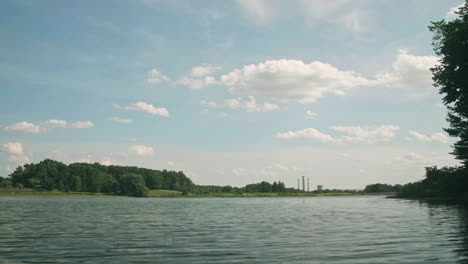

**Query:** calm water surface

left=1, top=196, right=468, bottom=263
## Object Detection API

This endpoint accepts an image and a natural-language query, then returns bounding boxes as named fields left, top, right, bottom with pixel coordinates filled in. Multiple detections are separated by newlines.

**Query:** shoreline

left=0, top=189, right=368, bottom=198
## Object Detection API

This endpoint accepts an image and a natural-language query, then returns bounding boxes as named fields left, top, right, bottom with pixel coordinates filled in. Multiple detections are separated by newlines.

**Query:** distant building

left=317, top=185, right=323, bottom=191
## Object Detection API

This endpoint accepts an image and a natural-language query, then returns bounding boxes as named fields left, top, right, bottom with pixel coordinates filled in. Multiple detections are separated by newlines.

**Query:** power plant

left=296, top=177, right=322, bottom=192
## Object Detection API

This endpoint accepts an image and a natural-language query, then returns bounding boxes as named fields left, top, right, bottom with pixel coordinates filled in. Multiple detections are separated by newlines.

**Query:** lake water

left=1, top=196, right=467, bottom=263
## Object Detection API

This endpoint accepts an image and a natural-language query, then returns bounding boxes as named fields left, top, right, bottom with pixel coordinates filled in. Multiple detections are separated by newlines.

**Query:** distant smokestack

left=302, top=176, right=305, bottom=191
left=307, top=178, right=309, bottom=192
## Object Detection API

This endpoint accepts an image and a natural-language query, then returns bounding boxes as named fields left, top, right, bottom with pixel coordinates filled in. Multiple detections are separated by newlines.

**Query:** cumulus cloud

left=110, top=117, right=133, bottom=124
left=147, top=68, right=170, bottom=84
left=305, top=110, right=318, bottom=119
left=71, top=121, right=95, bottom=129
left=4, top=122, right=45, bottom=133
left=277, top=125, right=400, bottom=144
left=277, top=128, right=334, bottom=143
left=408, top=130, right=449, bottom=143
left=330, top=125, right=400, bottom=143
left=220, top=59, right=369, bottom=103
left=374, top=49, right=439, bottom=100
left=225, top=96, right=279, bottom=112
left=191, top=64, right=220, bottom=77
left=2, top=142, right=24, bottom=155
left=201, top=96, right=279, bottom=112
left=178, top=75, right=217, bottom=90
left=43, top=119, right=68, bottom=128
left=177, top=64, right=219, bottom=90
left=2, top=142, right=29, bottom=165
left=114, top=101, right=169, bottom=117
left=129, top=145, right=154, bottom=156
left=446, top=4, right=464, bottom=19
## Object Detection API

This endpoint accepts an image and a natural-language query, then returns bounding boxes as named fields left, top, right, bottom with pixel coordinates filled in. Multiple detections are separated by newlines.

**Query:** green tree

left=430, top=1, right=468, bottom=164
left=72, top=176, right=83, bottom=192
left=28, top=178, right=41, bottom=190
left=119, top=173, right=149, bottom=197
left=0, top=179, right=12, bottom=188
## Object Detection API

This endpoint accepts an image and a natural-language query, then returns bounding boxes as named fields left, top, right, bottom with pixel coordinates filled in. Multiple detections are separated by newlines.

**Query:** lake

left=1, top=196, right=467, bottom=263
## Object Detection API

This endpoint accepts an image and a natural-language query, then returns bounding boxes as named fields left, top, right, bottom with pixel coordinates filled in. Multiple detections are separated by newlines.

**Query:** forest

left=0, top=159, right=296, bottom=197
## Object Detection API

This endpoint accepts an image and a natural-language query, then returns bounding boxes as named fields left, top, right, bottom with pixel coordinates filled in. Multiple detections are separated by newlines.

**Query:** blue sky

left=0, top=0, right=464, bottom=189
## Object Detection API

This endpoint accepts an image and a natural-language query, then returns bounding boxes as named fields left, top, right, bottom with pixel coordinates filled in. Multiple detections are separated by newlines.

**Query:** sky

left=0, top=0, right=464, bottom=189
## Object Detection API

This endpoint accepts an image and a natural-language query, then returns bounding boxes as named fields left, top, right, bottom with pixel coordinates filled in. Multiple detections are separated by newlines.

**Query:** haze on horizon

left=0, top=0, right=463, bottom=189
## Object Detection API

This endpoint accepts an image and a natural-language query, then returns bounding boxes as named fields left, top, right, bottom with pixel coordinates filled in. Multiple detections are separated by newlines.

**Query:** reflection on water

left=418, top=199, right=468, bottom=262
left=0, top=196, right=467, bottom=263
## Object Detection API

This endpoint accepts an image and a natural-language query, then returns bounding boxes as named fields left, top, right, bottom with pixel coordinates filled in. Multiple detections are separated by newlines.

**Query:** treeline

left=192, top=181, right=294, bottom=195
left=2, top=159, right=306, bottom=197
left=6, top=159, right=193, bottom=197
left=397, top=166, right=468, bottom=199
left=364, top=183, right=402, bottom=193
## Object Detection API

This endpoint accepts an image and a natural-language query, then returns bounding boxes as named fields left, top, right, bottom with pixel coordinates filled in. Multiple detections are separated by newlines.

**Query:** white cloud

left=191, top=64, right=220, bottom=77
left=446, top=4, right=464, bottom=19
left=147, top=68, right=170, bottom=84
left=408, top=130, right=449, bottom=144
left=43, top=119, right=68, bottom=128
left=277, top=125, right=399, bottom=144
left=129, top=145, right=154, bottom=156
left=374, top=49, right=439, bottom=100
left=305, top=110, right=318, bottom=119
left=225, top=96, right=279, bottom=112
left=2, top=142, right=29, bottom=165
left=2, top=142, right=24, bottom=155
left=220, top=59, right=369, bottom=103
left=4, top=122, right=45, bottom=133
left=71, top=121, right=95, bottom=129
left=114, top=101, right=169, bottom=117
left=277, top=128, right=334, bottom=143
left=100, top=158, right=119, bottom=166
left=177, top=64, right=219, bottom=90
left=168, top=161, right=175, bottom=166
left=177, top=75, right=217, bottom=90
left=110, top=117, right=133, bottom=124
left=201, top=96, right=279, bottom=112
left=330, top=125, right=400, bottom=143
left=237, top=0, right=273, bottom=24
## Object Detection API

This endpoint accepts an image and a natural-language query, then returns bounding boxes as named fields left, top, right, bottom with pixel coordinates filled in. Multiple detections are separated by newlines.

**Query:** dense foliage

left=398, top=166, right=468, bottom=198
left=430, top=1, right=468, bottom=164
left=364, top=183, right=402, bottom=193
left=7, top=159, right=193, bottom=197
